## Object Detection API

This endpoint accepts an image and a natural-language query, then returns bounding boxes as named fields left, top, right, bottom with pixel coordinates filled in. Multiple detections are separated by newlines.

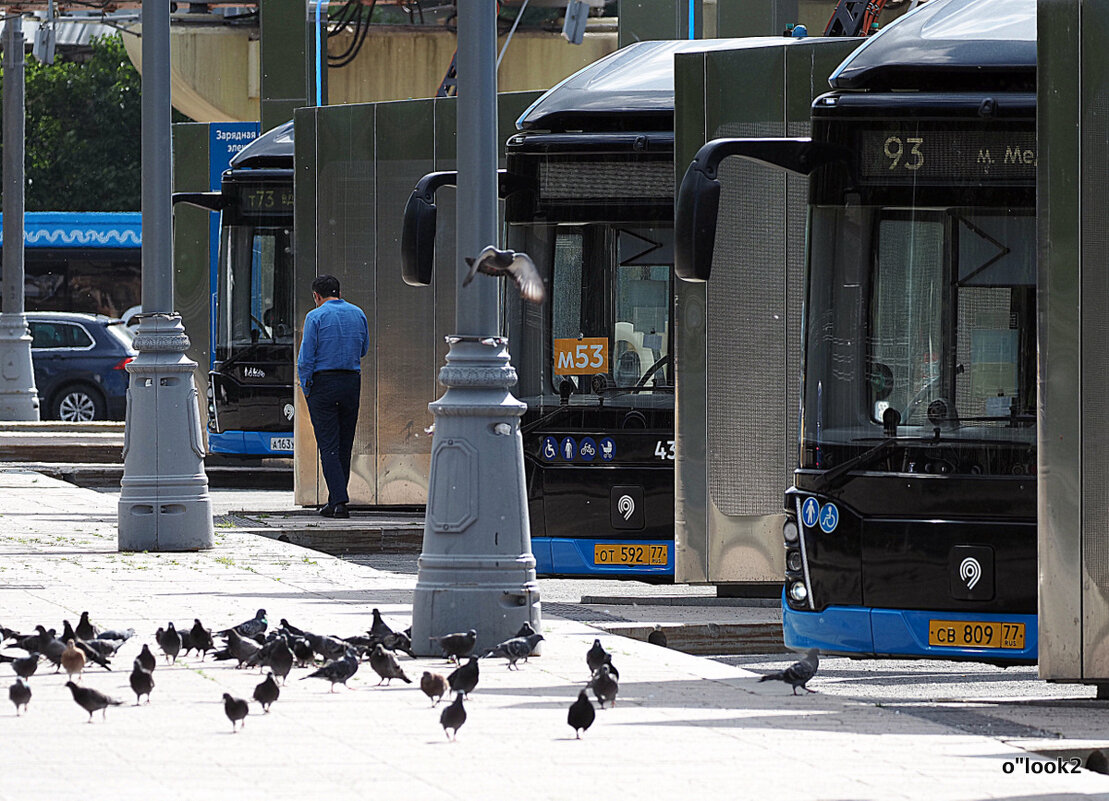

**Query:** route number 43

left=654, top=440, right=675, bottom=460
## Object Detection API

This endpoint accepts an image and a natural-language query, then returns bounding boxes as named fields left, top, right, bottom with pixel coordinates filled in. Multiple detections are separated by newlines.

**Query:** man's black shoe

left=319, top=504, right=335, bottom=518
left=332, top=503, right=350, bottom=519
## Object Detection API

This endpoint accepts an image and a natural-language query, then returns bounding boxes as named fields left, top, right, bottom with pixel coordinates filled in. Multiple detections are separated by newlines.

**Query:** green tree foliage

left=1, top=33, right=142, bottom=211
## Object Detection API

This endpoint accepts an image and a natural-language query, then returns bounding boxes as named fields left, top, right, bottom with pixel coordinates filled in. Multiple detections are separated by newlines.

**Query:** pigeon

left=586, top=639, right=609, bottom=674
left=9, top=677, right=30, bottom=715
left=439, top=693, right=467, bottom=741
left=221, top=629, right=262, bottom=668
left=447, top=656, right=479, bottom=698
left=381, top=630, right=416, bottom=658
left=589, top=664, right=619, bottom=708
left=568, top=689, right=595, bottom=738
left=368, top=644, right=411, bottom=686
left=253, top=672, right=280, bottom=712
left=484, top=633, right=544, bottom=670
left=61, top=640, right=85, bottom=680
left=249, top=637, right=294, bottom=683
left=758, top=648, right=820, bottom=695
left=129, top=660, right=154, bottom=705
left=16, top=626, right=54, bottom=654
left=369, top=608, right=394, bottom=641
left=75, top=612, right=98, bottom=642
left=516, top=621, right=537, bottom=638
left=189, top=620, right=215, bottom=658
left=300, top=648, right=359, bottom=692
left=82, top=638, right=126, bottom=659
left=95, top=628, right=135, bottom=643
left=463, top=245, right=546, bottom=303
left=305, top=632, right=349, bottom=663
left=222, top=693, right=249, bottom=731
left=420, top=671, right=449, bottom=706
left=430, top=629, right=477, bottom=663
left=290, top=637, right=314, bottom=668
left=136, top=644, right=156, bottom=673
left=66, top=681, right=122, bottom=722
left=220, top=609, right=268, bottom=639
left=0, top=652, right=38, bottom=679
left=155, top=624, right=181, bottom=665
left=278, top=618, right=307, bottom=638
left=177, top=627, right=196, bottom=657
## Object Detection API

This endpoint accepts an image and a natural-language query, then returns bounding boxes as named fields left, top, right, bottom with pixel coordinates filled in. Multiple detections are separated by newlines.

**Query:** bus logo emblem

left=959, top=557, right=982, bottom=590
left=617, top=495, right=635, bottom=520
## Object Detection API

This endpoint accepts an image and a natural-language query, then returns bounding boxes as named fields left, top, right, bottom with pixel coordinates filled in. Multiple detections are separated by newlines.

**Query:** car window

left=106, top=322, right=134, bottom=348
left=69, top=325, right=93, bottom=348
left=29, top=321, right=92, bottom=349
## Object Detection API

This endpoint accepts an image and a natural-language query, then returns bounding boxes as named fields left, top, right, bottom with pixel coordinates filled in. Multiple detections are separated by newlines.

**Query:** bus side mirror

left=172, top=191, right=225, bottom=212
left=674, top=137, right=851, bottom=282
left=402, top=171, right=456, bottom=287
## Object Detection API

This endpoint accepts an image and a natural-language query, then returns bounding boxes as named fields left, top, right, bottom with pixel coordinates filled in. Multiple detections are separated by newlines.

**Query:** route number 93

left=883, top=135, right=924, bottom=171
left=654, top=440, right=675, bottom=460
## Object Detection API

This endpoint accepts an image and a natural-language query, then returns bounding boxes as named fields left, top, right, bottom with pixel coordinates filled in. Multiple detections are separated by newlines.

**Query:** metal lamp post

left=118, top=0, right=214, bottom=551
left=0, top=16, right=39, bottom=421
left=410, top=0, right=541, bottom=655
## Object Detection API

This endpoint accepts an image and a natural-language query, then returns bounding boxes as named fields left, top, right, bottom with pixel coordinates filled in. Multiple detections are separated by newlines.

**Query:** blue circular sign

left=599, top=437, right=615, bottom=462
left=541, top=437, right=558, bottom=462
left=801, top=497, right=820, bottom=529
left=818, top=502, right=839, bottom=534
left=578, top=437, right=597, bottom=462
left=559, top=437, right=576, bottom=461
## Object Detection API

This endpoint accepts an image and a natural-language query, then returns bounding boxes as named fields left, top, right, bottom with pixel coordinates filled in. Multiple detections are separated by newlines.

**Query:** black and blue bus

left=678, top=0, right=1037, bottom=660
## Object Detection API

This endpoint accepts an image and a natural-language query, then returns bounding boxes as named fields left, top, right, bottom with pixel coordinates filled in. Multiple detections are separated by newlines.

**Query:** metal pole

left=411, top=0, right=540, bottom=655
left=118, top=0, right=214, bottom=551
left=0, top=16, right=39, bottom=421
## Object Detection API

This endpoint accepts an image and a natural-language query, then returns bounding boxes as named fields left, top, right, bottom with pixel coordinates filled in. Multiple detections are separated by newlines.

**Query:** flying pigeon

left=463, top=246, right=546, bottom=304
left=66, top=681, right=122, bottom=722
left=440, top=693, right=467, bottom=741
left=568, top=689, right=595, bottom=738
left=758, top=648, right=820, bottom=695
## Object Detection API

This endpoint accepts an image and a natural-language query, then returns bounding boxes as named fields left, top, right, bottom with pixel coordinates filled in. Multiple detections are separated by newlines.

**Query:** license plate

left=594, top=543, right=668, bottom=566
left=928, top=620, right=1025, bottom=649
left=269, top=437, right=294, bottom=452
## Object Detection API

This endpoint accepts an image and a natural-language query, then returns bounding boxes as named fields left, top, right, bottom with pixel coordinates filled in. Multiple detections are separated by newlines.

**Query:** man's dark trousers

left=306, top=371, right=361, bottom=507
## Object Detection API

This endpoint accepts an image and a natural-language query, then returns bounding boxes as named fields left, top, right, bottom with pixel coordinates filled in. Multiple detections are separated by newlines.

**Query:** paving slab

left=0, top=469, right=1108, bottom=800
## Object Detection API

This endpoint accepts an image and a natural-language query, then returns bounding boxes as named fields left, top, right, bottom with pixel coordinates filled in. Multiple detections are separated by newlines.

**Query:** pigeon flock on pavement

left=1, top=606, right=820, bottom=737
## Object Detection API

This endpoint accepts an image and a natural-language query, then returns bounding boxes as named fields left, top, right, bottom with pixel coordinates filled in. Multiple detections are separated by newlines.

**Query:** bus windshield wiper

left=810, top=437, right=898, bottom=494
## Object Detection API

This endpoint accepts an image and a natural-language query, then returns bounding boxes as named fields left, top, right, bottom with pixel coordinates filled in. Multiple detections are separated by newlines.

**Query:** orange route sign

left=553, top=337, right=609, bottom=375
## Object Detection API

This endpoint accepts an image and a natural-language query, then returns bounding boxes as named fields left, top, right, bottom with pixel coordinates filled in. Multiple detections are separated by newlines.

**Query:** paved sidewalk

left=1, top=470, right=1107, bottom=801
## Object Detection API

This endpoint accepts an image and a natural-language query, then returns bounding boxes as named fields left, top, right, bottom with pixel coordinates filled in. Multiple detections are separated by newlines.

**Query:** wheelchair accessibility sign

left=801, top=497, right=839, bottom=534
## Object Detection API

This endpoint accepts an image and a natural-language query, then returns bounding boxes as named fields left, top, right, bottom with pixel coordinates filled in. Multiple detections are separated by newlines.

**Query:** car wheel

left=52, top=384, right=106, bottom=422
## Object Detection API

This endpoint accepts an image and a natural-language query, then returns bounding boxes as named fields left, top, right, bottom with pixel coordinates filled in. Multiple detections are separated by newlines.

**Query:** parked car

left=26, top=311, right=136, bottom=422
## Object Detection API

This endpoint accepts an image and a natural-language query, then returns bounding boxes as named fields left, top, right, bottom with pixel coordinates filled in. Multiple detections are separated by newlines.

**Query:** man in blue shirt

left=297, top=275, right=369, bottom=519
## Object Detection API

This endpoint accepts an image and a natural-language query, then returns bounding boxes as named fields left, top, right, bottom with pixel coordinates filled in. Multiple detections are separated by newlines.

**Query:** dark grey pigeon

left=439, top=693, right=467, bottom=741
left=95, top=628, right=135, bottom=643
left=225, top=629, right=262, bottom=668
left=305, top=632, right=348, bottom=663
left=429, top=629, right=477, bottom=663
left=16, top=626, right=53, bottom=654
left=223, top=693, right=249, bottom=731
left=568, top=689, right=595, bottom=738
left=369, top=608, right=394, bottom=641
left=368, top=644, right=411, bottom=686
left=589, top=664, right=619, bottom=708
left=66, top=681, right=122, bottom=722
left=601, top=653, right=619, bottom=680
left=83, top=638, right=125, bottom=659
left=220, top=609, right=267, bottom=639
left=483, top=633, right=544, bottom=670
left=75, top=611, right=98, bottom=642
left=9, top=677, right=30, bottom=715
left=279, top=618, right=307, bottom=637
left=382, top=630, right=416, bottom=658
left=259, top=637, right=294, bottom=683
left=586, top=639, right=608, bottom=674
left=253, top=672, right=280, bottom=712
left=129, top=660, right=154, bottom=705
left=0, top=652, right=38, bottom=679
left=463, top=246, right=545, bottom=304
left=136, top=643, right=156, bottom=673
left=515, top=621, right=537, bottom=639
left=758, top=648, right=819, bottom=695
left=300, top=649, right=359, bottom=692
left=447, top=656, right=479, bottom=698
left=188, top=619, right=215, bottom=658
left=290, top=637, right=314, bottom=668
left=156, top=623, right=181, bottom=665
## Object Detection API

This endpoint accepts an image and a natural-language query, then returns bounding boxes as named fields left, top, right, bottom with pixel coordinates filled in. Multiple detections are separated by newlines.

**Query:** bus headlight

left=783, top=519, right=799, bottom=543
left=787, top=550, right=803, bottom=573
left=788, top=581, right=808, bottom=603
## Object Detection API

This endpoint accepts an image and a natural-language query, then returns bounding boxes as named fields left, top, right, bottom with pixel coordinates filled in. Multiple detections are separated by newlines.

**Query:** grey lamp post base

left=411, top=336, right=541, bottom=656
left=118, top=313, right=214, bottom=552
left=0, top=313, right=39, bottom=420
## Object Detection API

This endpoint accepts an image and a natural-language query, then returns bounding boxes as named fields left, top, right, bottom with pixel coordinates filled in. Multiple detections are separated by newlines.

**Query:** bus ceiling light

left=783, top=519, right=799, bottom=543
left=788, top=581, right=808, bottom=603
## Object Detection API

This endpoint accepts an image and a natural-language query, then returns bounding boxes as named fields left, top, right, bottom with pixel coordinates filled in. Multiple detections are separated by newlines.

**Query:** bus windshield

left=550, top=224, right=673, bottom=402
left=803, top=205, right=1035, bottom=476
left=216, top=223, right=295, bottom=358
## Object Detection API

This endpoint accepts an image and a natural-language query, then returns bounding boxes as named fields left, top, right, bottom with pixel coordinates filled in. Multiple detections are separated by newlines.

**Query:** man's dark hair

left=312, top=274, right=341, bottom=298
